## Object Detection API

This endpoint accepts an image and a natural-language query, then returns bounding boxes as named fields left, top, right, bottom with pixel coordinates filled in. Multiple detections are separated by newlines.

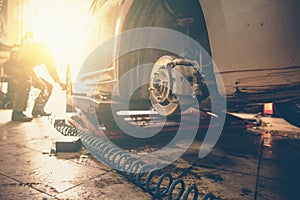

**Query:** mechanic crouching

left=3, top=42, right=66, bottom=122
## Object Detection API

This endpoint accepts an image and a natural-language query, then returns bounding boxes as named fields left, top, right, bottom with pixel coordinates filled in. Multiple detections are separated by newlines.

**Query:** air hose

left=53, top=122, right=215, bottom=200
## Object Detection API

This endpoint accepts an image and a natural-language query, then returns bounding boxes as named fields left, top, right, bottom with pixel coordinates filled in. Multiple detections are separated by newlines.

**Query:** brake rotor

left=149, top=56, right=180, bottom=116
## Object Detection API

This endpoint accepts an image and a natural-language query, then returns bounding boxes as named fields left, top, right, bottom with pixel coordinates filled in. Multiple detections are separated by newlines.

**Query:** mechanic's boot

left=11, top=111, right=33, bottom=122
left=32, top=109, right=51, bottom=117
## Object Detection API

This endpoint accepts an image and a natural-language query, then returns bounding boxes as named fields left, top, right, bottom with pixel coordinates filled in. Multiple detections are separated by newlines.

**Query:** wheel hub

left=149, top=55, right=209, bottom=116
left=152, top=68, right=171, bottom=104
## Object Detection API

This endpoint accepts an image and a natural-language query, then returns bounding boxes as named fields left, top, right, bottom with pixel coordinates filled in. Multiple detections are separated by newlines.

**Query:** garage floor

left=0, top=109, right=300, bottom=200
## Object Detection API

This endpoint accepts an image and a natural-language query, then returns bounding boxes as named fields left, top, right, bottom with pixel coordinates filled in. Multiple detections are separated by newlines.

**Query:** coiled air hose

left=53, top=122, right=215, bottom=200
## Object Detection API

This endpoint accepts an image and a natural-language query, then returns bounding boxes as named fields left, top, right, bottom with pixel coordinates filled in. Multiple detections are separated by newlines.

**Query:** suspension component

left=149, top=56, right=209, bottom=116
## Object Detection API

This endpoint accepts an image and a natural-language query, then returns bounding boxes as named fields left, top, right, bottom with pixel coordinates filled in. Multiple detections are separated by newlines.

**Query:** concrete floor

left=0, top=109, right=300, bottom=200
left=0, top=110, right=151, bottom=200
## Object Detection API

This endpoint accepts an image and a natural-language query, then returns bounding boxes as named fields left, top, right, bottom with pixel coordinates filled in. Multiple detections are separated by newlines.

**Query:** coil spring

left=54, top=122, right=215, bottom=200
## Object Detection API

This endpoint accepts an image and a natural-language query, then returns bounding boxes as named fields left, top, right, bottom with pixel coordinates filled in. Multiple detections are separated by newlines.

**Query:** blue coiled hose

left=54, top=122, right=215, bottom=200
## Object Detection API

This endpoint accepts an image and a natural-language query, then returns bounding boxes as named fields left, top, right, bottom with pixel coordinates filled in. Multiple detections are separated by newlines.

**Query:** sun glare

left=27, top=0, right=92, bottom=81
